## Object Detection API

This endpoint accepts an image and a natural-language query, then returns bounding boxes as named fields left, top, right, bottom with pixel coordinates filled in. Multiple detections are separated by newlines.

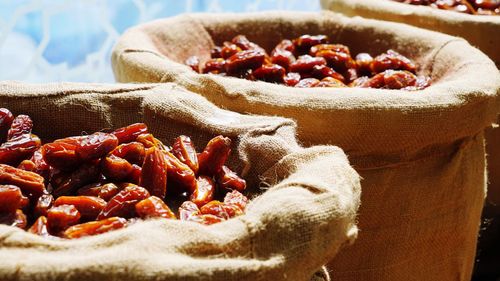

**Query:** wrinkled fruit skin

left=186, top=34, right=430, bottom=91
left=0, top=111, right=249, bottom=238
left=63, top=217, right=127, bottom=239
left=97, top=184, right=150, bottom=220
left=140, top=147, right=168, bottom=198
left=135, top=196, right=176, bottom=219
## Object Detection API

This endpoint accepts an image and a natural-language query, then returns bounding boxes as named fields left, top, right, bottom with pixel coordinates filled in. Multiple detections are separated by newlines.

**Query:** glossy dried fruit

left=217, top=166, right=246, bottom=192
left=253, top=64, right=286, bottom=83
left=289, top=55, right=327, bottom=74
left=0, top=134, right=41, bottom=166
left=54, top=196, right=106, bottom=221
left=284, top=72, right=301, bottom=86
left=63, top=217, right=127, bottom=239
left=18, top=149, right=50, bottom=180
left=76, top=132, right=118, bottom=161
left=202, top=58, right=227, bottom=74
left=315, top=50, right=355, bottom=72
left=110, top=142, right=145, bottom=165
left=317, top=77, right=347, bottom=88
left=0, top=108, right=14, bottom=143
left=34, top=194, right=54, bottom=217
left=136, top=133, right=168, bottom=151
left=370, top=50, right=416, bottom=74
left=0, top=185, right=24, bottom=213
left=47, top=204, right=81, bottom=231
left=0, top=209, right=27, bottom=229
left=101, top=154, right=134, bottom=181
left=51, top=160, right=101, bottom=197
left=190, top=176, right=215, bottom=207
left=270, top=49, right=296, bottom=71
left=97, top=184, right=150, bottom=220
left=135, top=196, right=176, bottom=219
left=140, top=147, right=168, bottom=198
left=185, top=56, right=200, bottom=73
left=0, top=164, right=45, bottom=198
left=311, top=65, right=345, bottom=82
left=42, top=136, right=85, bottom=170
left=221, top=42, right=242, bottom=59
left=28, top=216, right=51, bottom=237
left=225, top=50, right=266, bottom=75
left=179, top=201, right=200, bottom=221
left=198, top=135, right=231, bottom=176
left=224, top=190, right=249, bottom=210
left=210, top=46, right=222, bottom=58
left=293, top=34, right=329, bottom=55
left=7, top=115, right=33, bottom=140
left=112, top=123, right=149, bottom=144
left=200, top=200, right=243, bottom=219
left=295, top=78, right=321, bottom=88
left=77, top=182, right=122, bottom=201
left=186, top=214, right=224, bottom=225
left=172, top=135, right=199, bottom=174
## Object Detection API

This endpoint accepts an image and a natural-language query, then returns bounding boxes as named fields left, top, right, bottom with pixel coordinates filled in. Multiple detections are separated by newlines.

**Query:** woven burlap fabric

left=0, top=82, right=360, bottom=281
left=320, top=0, right=500, bottom=66
left=111, top=11, right=500, bottom=280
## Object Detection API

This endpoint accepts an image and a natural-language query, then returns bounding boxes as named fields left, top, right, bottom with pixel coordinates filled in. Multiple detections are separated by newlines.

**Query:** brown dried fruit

left=135, top=196, right=176, bottom=219
left=63, top=217, right=127, bottom=239
left=112, top=123, right=149, bottom=144
left=198, top=135, right=231, bottom=176
left=97, top=184, right=150, bottom=220
left=172, top=135, right=199, bottom=174
left=54, top=196, right=106, bottom=221
left=0, top=164, right=45, bottom=198
left=140, top=147, right=168, bottom=198
left=47, top=204, right=81, bottom=231
left=190, top=176, right=215, bottom=207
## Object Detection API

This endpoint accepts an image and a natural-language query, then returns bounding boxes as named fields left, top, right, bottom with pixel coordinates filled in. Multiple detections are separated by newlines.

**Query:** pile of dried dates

left=185, top=34, right=430, bottom=90
left=0, top=108, right=248, bottom=239
left=392, top=0, right=499, bottom=15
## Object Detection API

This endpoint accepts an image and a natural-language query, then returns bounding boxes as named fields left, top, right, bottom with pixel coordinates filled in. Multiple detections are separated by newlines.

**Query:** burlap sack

left=111, top=11, right=500, bottom=281
left=320, top=0, right=500, bottom=66
left=0, top=82, right=361, bottom=281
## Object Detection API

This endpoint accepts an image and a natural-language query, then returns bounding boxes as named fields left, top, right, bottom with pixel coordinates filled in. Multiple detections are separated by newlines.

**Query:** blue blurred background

left=0, top=0, right=320, bottom=82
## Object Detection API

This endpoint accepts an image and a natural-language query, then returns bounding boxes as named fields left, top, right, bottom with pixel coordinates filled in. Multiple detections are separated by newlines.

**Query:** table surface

left=0, top=0, right=320, bottom=83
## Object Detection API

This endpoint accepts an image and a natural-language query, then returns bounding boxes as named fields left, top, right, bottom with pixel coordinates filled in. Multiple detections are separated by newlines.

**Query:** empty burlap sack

left=320, top=0, right=500, bottom=66
left=111, top=11, right=500, bottom=281
left=0, top=82, right=361, bottom=281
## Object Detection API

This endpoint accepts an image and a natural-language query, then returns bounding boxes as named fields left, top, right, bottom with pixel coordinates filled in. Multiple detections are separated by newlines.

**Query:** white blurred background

left=0, top=0, right=320, bottom=82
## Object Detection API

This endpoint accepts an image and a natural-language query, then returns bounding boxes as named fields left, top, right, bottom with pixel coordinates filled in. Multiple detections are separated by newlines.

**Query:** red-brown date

left=289, top=55, right=327, bottom=74
left=224, top=190, right=249, bottom=210
left=190, top=176, right=215, bottom=207
left=63, top=217, right=127, bottom=239
left=202, top=58, right=227, bottom=74
left=97, top=184, right=150, bottom=220
left=293, top=34, right=329, bottom=55
left=0, top=209, right=27, bottom=229
left=135, top=196, right=176, bottom=219
left=140, top=147, right=168, bottom=198
left=51, top=160, right=101, bottom=197
left=198, top=135, right=231, bottom=176
left=311, top=65, right=345, bottom=82
left=7, top=115, right=33, bottom=140
left=172, top=135, right=199, bottom=174
left=28, top=216, right=51, bottom=237
left=225, top=50, right=265, bottom=75
left=0, top=185, right=24, bottom=213
left=295, top=78, right=321, bottom=88
left=284, top=72, right=301, bottom=86
left=185, top=56, right=200, bottom=73
left=54, top=196, right=106, bottom=221
left=0, top=164, right=46, bottom=198
left=47, top=204, right=81, bottom=232
left=0, top=108, right=14, bottom=143
left=216, top=166, right=246, bottom=192
left=0, top=134, right=41, bottom=166
left=200, top=200, right=243, bottom=220
left=164, top=150, right=197, bottom=193
left=42, top=136, right=85, bottom=170
left=370, top=49, right=416, bottom=74
left=34, top=193, right=54, bottom=217
left=316, top=77, right=347, bottom=88
left=179, top=201, right=200, bottom=221
left=253, top=64, right=286, bottom=83
left=76, top=132, right=118, bottom=162
left=221, top=42, right=242, bottom=59
left=112, top=123, right=149, bottom=144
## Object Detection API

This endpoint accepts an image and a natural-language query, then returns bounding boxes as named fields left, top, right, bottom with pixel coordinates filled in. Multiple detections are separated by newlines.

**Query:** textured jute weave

left=0, top=82, right=361, bottom=281
left=320, top=0, right=500, bottom=66
left=112, top=11, right=500, bottom=281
